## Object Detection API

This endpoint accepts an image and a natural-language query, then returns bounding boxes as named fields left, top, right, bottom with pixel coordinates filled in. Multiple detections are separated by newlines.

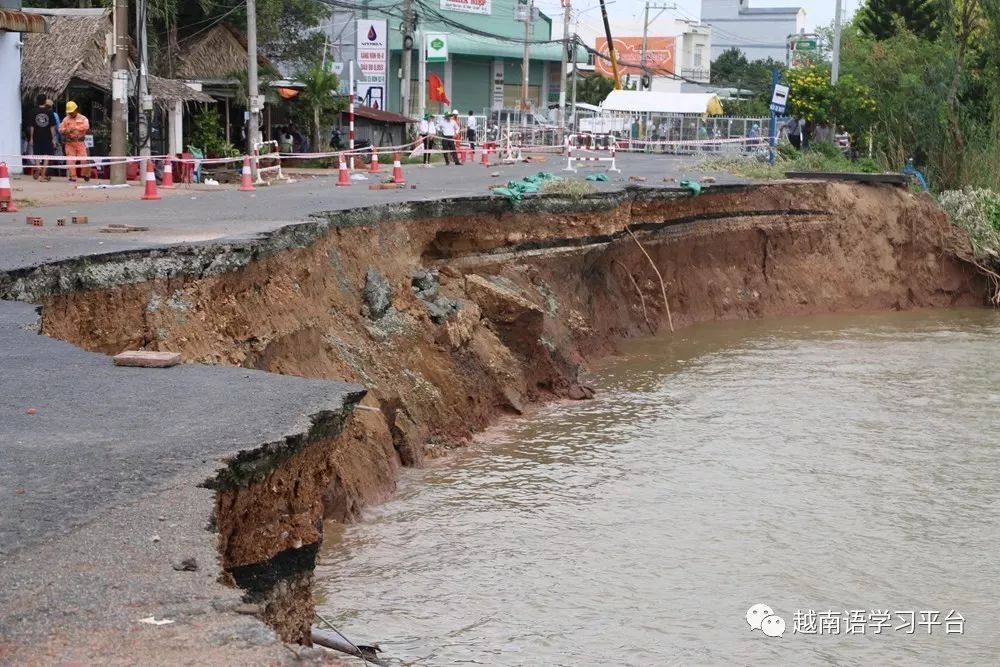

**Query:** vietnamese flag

left=428, top=72, right=450, bottom=105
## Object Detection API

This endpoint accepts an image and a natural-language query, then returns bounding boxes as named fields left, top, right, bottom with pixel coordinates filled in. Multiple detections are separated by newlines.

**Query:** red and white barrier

left=563, top=135, right=620, bottom=173
left=254, top=141, right=286, bottom=184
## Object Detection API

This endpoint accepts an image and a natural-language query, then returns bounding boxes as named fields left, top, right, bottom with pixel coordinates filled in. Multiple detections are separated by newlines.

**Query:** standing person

left=59, top=101, right=90, bottom=182
left=418, top=114, right=436, bottom=166
left=27, top=94, right=58, bottom=181
left=783, top=117, right=801, bottom=150
left=747, top=122, right=761, bottom=154
left=45, top=98, right=65, bottom=177
left=466, top=110, right=478, bottom=154
left=417, top=113, right=429, bottom=164
left=438, top=112, right=461, bottom=165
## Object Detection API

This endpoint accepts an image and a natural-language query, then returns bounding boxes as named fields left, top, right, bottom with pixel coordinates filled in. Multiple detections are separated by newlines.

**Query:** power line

left=175, top=1, right=248, bottom=45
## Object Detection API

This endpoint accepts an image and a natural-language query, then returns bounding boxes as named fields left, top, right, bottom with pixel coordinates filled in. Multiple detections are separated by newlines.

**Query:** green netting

left=679, top=179, right=702, bottom=195
left=494, top=172, right=559, bottom=201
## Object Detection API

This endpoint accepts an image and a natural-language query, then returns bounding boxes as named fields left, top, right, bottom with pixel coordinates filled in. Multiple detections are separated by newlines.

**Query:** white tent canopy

left=601, top=90, right=723, bottom=115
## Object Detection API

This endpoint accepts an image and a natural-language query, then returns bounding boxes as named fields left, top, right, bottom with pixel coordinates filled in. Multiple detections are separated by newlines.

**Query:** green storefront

left=370, top=0, right=585, bottom=115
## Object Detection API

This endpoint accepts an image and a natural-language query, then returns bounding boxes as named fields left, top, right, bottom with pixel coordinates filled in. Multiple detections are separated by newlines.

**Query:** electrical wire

left=174, top=0, right=249, bottom=45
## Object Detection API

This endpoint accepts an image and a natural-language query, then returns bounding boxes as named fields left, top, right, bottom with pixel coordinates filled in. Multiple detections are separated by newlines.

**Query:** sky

left=539, top=0, right=865, bottom=42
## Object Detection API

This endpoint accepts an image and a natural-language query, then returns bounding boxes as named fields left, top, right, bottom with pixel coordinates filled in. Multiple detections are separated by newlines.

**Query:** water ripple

left=316, top=309, right=1000, bottom=666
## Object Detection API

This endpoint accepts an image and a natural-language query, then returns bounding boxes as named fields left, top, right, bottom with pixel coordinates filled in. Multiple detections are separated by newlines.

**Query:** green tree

left=857, top=0, right=942, bottom=39
left=575, top=74, right=616, bottom=106
left=840, top=17, right=967, bottom=186
left=783, top=63, right=876, bottom=133
left=297, top=64, right=341, bottom=153
left=710, top=48, right=785, bottom=93
left=710, top=48, right=752, bottom=85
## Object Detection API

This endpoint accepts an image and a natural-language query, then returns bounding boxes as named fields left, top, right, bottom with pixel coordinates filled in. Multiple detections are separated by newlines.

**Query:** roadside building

left=343, top=106, right=416, bottom=147
left=363, top=0, right=585, bottom=117
left=19, top=8, right=214, bottom=157
left=0, top=0, right=48, bottom=173
left=172, top=22, right=278, bottom=146
left=594, top=19, right=712, bottom=94
left=701, top=0, right=805, bottom=62
left=593, top=89, right=727, bottom=146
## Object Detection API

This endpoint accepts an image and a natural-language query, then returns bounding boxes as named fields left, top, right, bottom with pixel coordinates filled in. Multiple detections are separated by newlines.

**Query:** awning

left=343, top=105, right=416, bottom=124
left=0, top=9, right=48, bottom=33
left=602, top=90, right=724, bottom=116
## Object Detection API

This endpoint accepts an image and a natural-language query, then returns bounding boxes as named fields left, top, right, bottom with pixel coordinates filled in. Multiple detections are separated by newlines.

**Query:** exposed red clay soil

left=37, top=181, right=986, bottom=644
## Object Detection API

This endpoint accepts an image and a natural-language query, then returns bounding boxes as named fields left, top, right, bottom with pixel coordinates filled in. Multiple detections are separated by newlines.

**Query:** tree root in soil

left=611, top=259, right=656, bottom=335
left=625, top=224, right=675, bottom=332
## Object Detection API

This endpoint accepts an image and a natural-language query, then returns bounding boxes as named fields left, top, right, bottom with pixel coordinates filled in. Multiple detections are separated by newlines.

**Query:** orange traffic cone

left=391, top=152, right=405, bottom=185
left=238, top=155, right=255, bottom=192
left=336, top=155, right=351, bottom=186
left=480, top=146, right=489, bottom=166
left=141, top=160, right=160, bottom=201
left=368, top=146, right=381, bottom=174
left=161, top=159, right=176, bottom=189
left=0, top=162, right=17, bottom=213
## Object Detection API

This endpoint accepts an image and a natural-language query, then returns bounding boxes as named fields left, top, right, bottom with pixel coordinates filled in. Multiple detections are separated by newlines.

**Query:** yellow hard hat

left=66, top=101, right=78, bottom=113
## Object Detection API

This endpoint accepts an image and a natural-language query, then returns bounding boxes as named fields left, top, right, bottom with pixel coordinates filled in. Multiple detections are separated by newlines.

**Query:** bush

left=190, top=110, right=241, bottom=158
left=938, top=188, right=1000, bottom=258
left=810, top=140, right=843, bottom=159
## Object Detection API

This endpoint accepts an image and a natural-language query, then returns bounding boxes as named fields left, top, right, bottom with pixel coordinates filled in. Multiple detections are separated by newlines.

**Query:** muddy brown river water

left=316, top=309, right=1000, bottom=666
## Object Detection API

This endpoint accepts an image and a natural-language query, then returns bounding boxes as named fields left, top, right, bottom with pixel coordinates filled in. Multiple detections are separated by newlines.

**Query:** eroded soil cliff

left=33, top=181, right=986, bottom=642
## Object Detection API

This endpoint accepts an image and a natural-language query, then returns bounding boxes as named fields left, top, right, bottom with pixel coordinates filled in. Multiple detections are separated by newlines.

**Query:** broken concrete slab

left=113, top=350, right=182, bottom=368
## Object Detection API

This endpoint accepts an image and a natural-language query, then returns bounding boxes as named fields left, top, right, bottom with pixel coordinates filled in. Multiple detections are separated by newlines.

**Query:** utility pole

left=558, top=0, right=571, bottom=131
left=110, top=0, right=128, bottom=184
left=520, top=0, right=534, bottom=111
left=136, top=0, right=151, bottom=157
left=598, top=0, right=621, bottom=89
left=246, top=0, right=260, bottom=161
left=417, top=30, right=426, bottom=120
left=570, top=16, right=579, bottom=131
left=640, top=2, right=675, bottom=90
left=831, top=0, right=843, bottom=84
left=402, top=0, right=413, bottom=116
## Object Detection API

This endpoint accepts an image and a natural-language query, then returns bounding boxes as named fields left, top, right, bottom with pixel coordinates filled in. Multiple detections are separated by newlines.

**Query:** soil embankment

left=20, top=181, right=987, bottom=647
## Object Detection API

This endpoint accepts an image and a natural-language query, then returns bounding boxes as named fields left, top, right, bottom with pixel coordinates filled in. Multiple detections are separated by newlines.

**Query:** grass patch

left=539, top=178, right=598, bottom=197
left=699, top=141, right=883, bottom=180
left=938, top=188, right=1000, bottom=259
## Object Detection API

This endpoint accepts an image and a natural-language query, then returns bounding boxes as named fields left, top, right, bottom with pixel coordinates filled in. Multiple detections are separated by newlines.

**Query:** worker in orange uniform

left=59, top=101, right=91, bottom=182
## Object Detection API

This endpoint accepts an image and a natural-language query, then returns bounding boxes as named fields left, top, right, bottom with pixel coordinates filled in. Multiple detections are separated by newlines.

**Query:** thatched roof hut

left=173, top=23, right=274, bottom=86
left=20, top=8, right=213, bottom=107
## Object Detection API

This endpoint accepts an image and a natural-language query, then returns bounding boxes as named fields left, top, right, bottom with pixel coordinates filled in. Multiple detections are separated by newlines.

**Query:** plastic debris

left=679, top=179, right=702, bottom=195
left=585, top=173, right=609, bottom=182
left=491, top=172, right=558, bottom=202
left=138, top=617, right=174, bottom=626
